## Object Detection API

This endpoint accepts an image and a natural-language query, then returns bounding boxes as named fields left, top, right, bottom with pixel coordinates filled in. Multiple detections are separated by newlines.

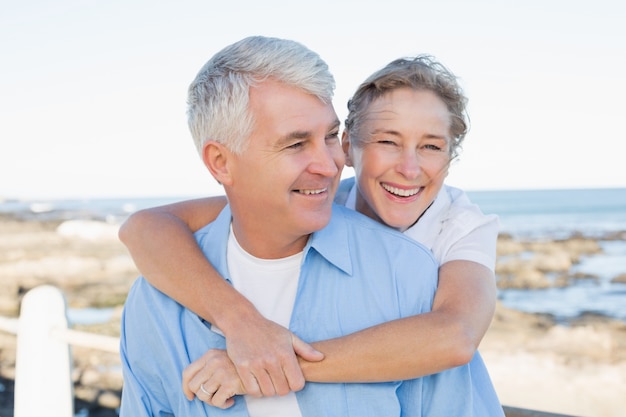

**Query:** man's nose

left=309, top=141, right=342, bottom=177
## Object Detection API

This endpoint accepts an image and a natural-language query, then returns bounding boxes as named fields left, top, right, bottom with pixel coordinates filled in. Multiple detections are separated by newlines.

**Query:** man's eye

left=326, top=132, right=340, bottom=141
left=287, top=142, right=304, bottom=149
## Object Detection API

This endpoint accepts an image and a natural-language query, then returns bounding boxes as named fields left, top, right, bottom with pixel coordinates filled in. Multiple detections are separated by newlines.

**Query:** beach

left=0, top=213, right=625, bottom=417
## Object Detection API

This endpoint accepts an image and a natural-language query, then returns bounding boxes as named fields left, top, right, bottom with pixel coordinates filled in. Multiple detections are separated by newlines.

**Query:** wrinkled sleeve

left=118, top=280, right=174, bottom=417
left=119, top=309, right=162, bottom=416
left=438, top=212, right=499, bottom=271
left=120, top=352, right=159, bottom=416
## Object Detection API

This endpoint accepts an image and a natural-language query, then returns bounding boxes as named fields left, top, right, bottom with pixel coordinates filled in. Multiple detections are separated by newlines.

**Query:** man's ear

left=202, top=140, right=233, bottom=185
left=342, top=131, right=354, bottom=167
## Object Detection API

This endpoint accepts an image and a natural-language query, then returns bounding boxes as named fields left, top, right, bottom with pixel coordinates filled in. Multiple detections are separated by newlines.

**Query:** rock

left=552, top=274, right=571, bottom=288
left=74, top=385, right=99, bottom=403
left=496, top=237, right=526, bottom=256
left=530, top=250, right=572, bottom=272
left=560, top=237, right=603, bottom=256
left=569, top=272, right=600, bottom=282
left=495, top=257, right=526, bottom=275
left=0, top=256, right=103, bottom=284
left=56, top=220, right=120, bottom=242
left=497, top=267, right=550, bottom=289
left=0, top=295, right=19, bottom=316
left=601, top=230, right=626, bottom=241
left=538, top=325, right=616, bottom=361
left=612, top=274, right=626, bottom=284
left=98, top=391, right=121, bottom=409
left=81, top=369, right=103, bottom=386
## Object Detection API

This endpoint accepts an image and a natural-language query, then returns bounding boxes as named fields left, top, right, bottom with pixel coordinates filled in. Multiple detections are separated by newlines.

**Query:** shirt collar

left=303, top=204, right=353, bottom=276
left=205, top=203, right=353, bottom=277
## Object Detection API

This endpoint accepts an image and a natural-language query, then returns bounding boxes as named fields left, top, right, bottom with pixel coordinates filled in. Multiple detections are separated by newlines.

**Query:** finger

left=283, top=335, right=322, bottom=392
left=197, top=383, right=215, bottom=403
left=251, top=367, right=279, bottom=398
left=183, top=370, right=199, bottom=400
left=188, top=370, right=218, bottom=402
left=183, top=354, right=210, bottom=400
left=265, top=361, right=291, bottom=396
left=183, top=386, right=195, bottom=401
left=279, top=355, right=305, bottom=393
left=210, top=387, right=237, bottom=409
left=212, top=396, right=236, bottom=410
left=292, top=334, right=324, bottom=362
left=238, top=369, right=262, bottom=397
left=183, top=371, right=199, bottom=401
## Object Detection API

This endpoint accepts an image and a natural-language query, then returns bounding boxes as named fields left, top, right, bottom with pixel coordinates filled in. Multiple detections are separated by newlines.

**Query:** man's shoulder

left=323, top=205, right=439, bottom=307
left=333, top=204, right=410, bottom=238
left=124, top=276, right=185, bottom=320
left=193, top=204, right=231, bottom=247
left=332, top=204, right=436, bottom=262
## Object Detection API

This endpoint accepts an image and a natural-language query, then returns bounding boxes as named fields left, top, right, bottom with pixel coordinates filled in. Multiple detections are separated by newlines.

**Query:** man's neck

left=230, top=222, right=309, bottom=259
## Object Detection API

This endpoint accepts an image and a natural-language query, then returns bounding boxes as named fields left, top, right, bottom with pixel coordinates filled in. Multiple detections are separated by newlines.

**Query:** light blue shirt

left=120, top=204, right=502, bottom=416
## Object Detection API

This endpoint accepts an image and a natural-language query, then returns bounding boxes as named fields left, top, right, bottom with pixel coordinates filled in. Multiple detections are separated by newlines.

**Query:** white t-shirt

left=345, top=184, right=499, bottom=270
left=226, top=226, right=304, bottom=417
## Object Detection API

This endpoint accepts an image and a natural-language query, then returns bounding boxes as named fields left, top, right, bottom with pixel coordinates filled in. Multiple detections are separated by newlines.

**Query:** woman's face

left=344, top=88, right=452, bottom=231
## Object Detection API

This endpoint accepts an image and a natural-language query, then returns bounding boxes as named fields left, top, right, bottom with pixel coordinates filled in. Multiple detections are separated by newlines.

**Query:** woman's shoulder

left=440, top=184, right=499, bottom=235
left=444, top=185, right=490, bottom=218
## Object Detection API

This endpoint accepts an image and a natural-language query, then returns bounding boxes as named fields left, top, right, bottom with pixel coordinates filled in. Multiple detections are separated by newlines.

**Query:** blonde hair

left=345, top=55, right=469, bottom=159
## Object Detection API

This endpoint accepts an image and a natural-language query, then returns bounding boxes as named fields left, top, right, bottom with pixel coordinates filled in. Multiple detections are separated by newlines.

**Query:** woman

left=119, top=55, right=499, bottom=408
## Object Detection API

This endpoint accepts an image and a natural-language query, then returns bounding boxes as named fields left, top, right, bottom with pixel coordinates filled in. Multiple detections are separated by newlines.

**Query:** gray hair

left=187, top=36, right=336, bottom=154
left=345, top=55, right=469, bottom=159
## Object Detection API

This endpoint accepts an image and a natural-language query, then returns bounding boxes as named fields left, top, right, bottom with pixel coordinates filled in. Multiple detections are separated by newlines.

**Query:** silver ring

left=199, top=383, right=212, bottom=397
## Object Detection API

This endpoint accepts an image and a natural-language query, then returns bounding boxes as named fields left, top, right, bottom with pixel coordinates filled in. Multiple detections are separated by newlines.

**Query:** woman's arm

left=118, top=197, right=323, bottom=396
left=182, top=259, right=496, bottom=400
left=121, top=198, right=496, bottom=386
left=300, top=260, right=497, bottom=381
left=119, top=197, right=228, bottom=323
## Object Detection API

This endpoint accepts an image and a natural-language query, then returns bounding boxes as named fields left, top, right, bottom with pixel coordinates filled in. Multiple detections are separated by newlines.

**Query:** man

left=119, top=36, right=438, bottom=416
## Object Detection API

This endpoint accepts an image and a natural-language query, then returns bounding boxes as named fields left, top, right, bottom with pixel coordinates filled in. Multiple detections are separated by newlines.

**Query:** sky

left=1, top=0, right=625, bottom=200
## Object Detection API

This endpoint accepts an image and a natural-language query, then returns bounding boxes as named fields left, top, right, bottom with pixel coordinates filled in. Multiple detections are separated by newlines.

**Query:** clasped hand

left=183, top=317, right=323, bottom=408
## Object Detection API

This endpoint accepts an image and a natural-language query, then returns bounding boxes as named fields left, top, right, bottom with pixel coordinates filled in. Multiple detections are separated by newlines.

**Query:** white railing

left=0, top=285, right=118, bottom=417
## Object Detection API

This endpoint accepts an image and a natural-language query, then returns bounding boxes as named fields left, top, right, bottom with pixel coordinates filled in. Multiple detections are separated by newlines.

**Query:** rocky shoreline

left=0, top=214, right=625, bottom=416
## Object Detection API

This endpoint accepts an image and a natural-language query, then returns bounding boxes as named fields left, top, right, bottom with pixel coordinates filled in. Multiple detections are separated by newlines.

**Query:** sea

left=2, top=187, right=626, bottom=324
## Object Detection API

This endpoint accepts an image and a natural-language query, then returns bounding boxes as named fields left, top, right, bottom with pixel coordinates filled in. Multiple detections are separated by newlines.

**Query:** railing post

left=14, top=285, right=74, bottom=417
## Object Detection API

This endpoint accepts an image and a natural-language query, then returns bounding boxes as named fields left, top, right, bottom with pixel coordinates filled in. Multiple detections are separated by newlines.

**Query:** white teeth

left=298, top=188, right=326, bottom=195
left=381, top=183, right=420, bottom=197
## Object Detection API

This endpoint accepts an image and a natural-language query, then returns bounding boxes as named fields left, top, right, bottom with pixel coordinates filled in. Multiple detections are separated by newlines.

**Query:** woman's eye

left=377, top=140, right=397, bottom=146
left=424, top=144, right=442, bottom=151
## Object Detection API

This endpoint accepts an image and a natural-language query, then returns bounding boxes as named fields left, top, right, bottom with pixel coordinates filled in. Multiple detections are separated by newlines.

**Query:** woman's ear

left=202, top=140, right=233, bottom=185
left=342, top=131, right=354, bottom=167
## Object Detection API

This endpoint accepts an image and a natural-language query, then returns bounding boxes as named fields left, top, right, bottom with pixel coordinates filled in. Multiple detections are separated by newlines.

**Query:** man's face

left=226, top=79, right=344, bottom=258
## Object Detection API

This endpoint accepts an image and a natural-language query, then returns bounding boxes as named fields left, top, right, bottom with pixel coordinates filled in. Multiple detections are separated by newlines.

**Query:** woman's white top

left=344, top=182, right=499, bottom=271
